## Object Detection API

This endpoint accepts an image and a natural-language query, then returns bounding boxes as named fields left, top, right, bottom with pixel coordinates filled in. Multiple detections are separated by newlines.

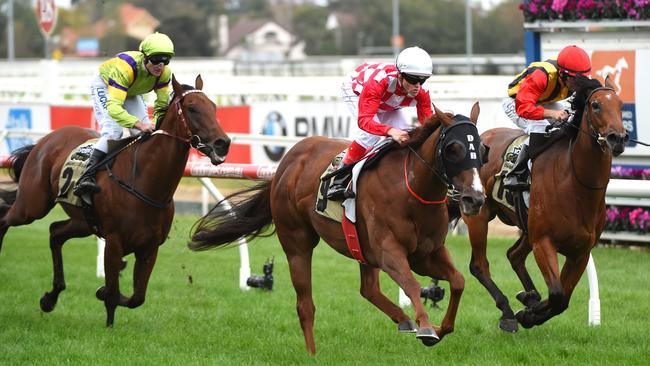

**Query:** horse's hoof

left=96, top=286, right=107, bottom=301
left=39, top=294, right=56, bottom=312
left=416, top=327, right=440, bottom=347
left=516, top=291, right=541, bottom=307
left=398, top=319, right=418, bottom=333
left=515, top=309, right=534, bottom=329
left=498, top=318, right=519, bottom=333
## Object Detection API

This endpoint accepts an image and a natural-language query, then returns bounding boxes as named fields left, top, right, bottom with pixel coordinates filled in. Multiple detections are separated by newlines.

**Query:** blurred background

left=0, top=0, right=523, bottom=63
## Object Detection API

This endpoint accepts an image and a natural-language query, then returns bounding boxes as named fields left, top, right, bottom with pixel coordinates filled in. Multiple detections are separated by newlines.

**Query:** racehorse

left=457, top=76, right=627, bottom=332
left=189, top=104, right=486, bottom=354
left=0, top=75, right=230, bottom=327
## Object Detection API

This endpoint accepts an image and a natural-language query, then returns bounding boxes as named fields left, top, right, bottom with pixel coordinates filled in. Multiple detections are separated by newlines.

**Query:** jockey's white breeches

left=341, top=80, right=411, bottom=149
left=90, top=74, right=150, bottom=152
left=502, top=97, right=566, bottom=146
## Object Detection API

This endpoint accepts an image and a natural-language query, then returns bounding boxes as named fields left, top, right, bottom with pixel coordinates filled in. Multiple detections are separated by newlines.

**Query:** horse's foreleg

left=358, top=265, right=415, bottom=332
left=465, top=214, right=517, bottom=332
left=40, top=219, right=92, bottom=312
left=516, top=237, right=561, bottom=328
left=507, top=235, right=541, bottom=307
left=126, top=245, right=159, bottom=309
left=379, top=246, right=438, bottom=346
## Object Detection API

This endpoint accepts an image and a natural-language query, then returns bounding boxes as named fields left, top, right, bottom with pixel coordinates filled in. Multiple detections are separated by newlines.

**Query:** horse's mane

left=405, top=114, right=446, bottom=148
left=568, top=76, right=603, bottom=130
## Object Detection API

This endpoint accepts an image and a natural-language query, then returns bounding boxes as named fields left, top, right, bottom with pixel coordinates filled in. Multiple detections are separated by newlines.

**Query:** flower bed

left=520, top=0, right=650, bottom=22
left=606, top=166, right=650, bottom=237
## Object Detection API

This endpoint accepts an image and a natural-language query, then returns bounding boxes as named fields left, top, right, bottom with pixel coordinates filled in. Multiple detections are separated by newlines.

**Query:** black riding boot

left=326, top=163, right=355, bottom=200
left=503, top=144, right=530, bottom=190
left=74, top=149, right=107, bottom=197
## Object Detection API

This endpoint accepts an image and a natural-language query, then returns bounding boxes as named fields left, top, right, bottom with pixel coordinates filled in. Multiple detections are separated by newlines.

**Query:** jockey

left=502, top=44, right=592, bottom=190
left=326, top=46, right=434, bottom=200
left=74, top=32, right=174, bottom=198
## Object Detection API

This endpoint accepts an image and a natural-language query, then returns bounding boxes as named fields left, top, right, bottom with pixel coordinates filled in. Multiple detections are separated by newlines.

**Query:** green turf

left=0, top=207, right=648, bottom=365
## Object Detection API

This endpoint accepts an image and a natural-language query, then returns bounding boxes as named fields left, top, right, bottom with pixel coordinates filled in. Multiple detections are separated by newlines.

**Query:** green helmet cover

left=139, top=32, right=174, bottom=56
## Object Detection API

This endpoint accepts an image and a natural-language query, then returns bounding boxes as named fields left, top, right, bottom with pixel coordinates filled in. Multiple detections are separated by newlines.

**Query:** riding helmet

left=557, top=45, right=591, bottom=76
left=139, top=32, right=175, bottom=56
left=396, top=46, right=433, bottom=77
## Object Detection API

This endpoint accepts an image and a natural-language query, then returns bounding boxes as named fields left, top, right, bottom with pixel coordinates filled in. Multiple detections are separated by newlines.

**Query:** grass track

left=0, top=207, right=648, bottom=365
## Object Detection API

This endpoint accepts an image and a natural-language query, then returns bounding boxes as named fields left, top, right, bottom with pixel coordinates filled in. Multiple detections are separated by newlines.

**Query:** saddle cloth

left=492, top=134, right=530, bottom=212
left=315, top=149, right=367, bottom=223
left=55, top=135, right=140, bottom=207
left=55, top=139, right=98, bottom=207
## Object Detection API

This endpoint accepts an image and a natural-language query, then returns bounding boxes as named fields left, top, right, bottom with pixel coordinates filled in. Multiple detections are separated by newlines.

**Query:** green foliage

left=0, top=206, right=649, bottom=364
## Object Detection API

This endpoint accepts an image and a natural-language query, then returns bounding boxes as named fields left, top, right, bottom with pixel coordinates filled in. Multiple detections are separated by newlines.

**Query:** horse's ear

left=171, top=74, right=183, bottom=97
left=195, top=74, right=204, bottom=90
left=604, top=75, right=615, bottom=90
left=433, top=104, right=452, bottom=127
left=470, top=102, right=480, bottom=124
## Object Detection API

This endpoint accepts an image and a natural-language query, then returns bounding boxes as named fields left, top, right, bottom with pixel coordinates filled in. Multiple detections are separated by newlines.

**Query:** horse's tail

left=188, top=181, right=274, bottom=251
left=0, top=144, right=35, bottom=205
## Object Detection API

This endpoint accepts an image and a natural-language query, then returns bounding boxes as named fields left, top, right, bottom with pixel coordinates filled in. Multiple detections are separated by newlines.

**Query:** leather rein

left=106, top=88, right=207, bottom=208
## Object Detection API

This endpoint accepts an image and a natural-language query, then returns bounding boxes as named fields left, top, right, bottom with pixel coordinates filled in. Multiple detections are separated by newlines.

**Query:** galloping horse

left=0, top=75, right=230, bottom=326
left=190, top=104, right=485, bottom=354
left=458, top=76, right=627, bottom=332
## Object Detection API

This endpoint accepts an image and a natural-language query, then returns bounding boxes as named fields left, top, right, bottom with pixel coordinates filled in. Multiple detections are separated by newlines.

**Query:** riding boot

left=326, top=163, right=355, bottom=200
left=74, top=149, right=107, bottom=197
left=503, top=144, right=530, bottom=190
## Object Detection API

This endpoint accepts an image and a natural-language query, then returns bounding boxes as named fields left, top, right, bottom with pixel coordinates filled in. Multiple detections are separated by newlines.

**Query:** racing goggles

left=148, top=54, right=172, bottom=65
left=401, top=73, right=429, bottom=85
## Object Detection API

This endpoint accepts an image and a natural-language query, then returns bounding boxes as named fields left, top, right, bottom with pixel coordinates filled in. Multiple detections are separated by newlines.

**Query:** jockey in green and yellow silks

left=74, top=32, right=175, bottom=200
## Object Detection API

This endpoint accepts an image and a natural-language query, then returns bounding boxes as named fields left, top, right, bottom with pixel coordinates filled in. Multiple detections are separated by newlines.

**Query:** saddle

left=316, top=139, right=397, bottom=219
left=56, top=135, right=141, bottom=207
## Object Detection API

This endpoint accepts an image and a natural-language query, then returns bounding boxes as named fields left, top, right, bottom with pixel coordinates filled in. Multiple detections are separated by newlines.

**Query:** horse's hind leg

left=0, top=191, right=56, bottom=253
left=276, top=225, right=319, bottom=354
left=507, top=235, right=541, bottom=307
left=359, top=265, right=416, bottom=332
left=40, top=219, right=93, bottom=312
left=464, top=214, right=518, bottom=332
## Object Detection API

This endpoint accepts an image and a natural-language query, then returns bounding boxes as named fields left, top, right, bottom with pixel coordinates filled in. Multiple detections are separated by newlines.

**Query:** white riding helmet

left=396, top=46, right=433, bottom=77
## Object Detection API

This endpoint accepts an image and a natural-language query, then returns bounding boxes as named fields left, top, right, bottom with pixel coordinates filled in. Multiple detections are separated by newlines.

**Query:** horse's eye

left=187, top=106, right=197, bottom=113
left=591, top=100, right=600, bottom=111
left=444, top=142, right=465, bottom=163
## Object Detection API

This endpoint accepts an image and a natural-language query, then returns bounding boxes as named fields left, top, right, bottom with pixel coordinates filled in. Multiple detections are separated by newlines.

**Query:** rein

left=108, top=88, right=207, bottom=208
left=403, top=150, right=448, bottom=205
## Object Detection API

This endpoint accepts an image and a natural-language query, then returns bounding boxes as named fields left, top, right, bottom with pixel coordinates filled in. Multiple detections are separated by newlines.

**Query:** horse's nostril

left=213, top=138, right=231, bottom=151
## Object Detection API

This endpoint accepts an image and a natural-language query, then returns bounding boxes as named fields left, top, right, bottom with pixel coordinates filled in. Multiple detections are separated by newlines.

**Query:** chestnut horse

left=458, top=76, right=627, bottom=332
left=190, top=104, right=485, bottom=354
left=0, top=75, right=230, bottom=326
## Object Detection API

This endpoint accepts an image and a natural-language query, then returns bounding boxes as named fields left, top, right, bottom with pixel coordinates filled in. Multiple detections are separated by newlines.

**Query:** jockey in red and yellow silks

left=502, top=45, right=592, bottom=190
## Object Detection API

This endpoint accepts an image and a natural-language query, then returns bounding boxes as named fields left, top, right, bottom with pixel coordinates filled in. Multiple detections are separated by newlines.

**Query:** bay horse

left=189, top=104, right=486, bottom=354
left=458, top=76, right=627, bottom=332
left=0, top=75, right=230, bottom=326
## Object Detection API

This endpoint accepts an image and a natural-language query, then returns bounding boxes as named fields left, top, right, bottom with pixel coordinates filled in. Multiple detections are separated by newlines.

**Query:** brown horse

left=0, top=75, right=230, bottom=326
left=458, top=76, right=627, bottom=332
left=189, top=104, right=485, bottom=354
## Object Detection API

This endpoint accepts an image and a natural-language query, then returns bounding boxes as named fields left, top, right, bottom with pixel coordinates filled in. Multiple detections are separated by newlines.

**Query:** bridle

left=405, top=119, right=482, bottom=204
left=567, top=86, right=617, bottom=190
left=153, top=88, right=211, bottom=150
